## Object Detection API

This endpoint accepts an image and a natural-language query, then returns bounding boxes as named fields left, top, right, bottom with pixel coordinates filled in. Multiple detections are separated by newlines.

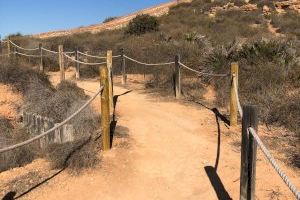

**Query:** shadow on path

left=110, top=90, right=132, bottom=147
left=205, top=166, right=232, bottom=200
left=2, top=134, right=96, bottom=199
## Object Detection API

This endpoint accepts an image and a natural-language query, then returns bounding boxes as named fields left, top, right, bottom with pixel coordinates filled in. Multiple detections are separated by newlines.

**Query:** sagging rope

left=41, top=47, right=58, bottom=54
left=0, top=87, right=103, bottom=154
left=179, top=62, right=229, bottom=77
left=15, top=51, right=41, bottom=58
left=124, top=55, right=175, bottom=66
left=64, top=53, right=107, bottom=66
left=232, top=74, right=243, bottom=117
left=65, top=51, right=75, bottom=54
left=248, top=127, right=300, bottom=200
left=9, top=40, right=39, bottom=51
left=77, top=51, right=106, bottom=59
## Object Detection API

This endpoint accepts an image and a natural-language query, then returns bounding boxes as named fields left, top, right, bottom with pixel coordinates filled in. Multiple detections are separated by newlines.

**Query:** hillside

left=1, top=0, right=300, bottom=199
left=34, top=0, right=192, bottom=39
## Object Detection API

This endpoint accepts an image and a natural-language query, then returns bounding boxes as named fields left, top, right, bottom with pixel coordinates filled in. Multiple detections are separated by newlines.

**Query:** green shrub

left=126, top=14, right=160, bottom=35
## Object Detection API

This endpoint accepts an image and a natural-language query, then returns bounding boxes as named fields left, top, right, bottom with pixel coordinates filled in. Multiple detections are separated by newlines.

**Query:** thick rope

left=64, top=53, right=107, bottom=65
left=179, top=62, right=229, bottom=77
left=248, top=127, right=300, bottom=200
left=124, top=55, right=175, bottom=66
left=112, top=55, right=121, bottom=58
left=41, top=47, right=58, bottom=54
left=9, top=40, right=39, bottom=51
left=77, top=51, right=106, bottom=59
left=15, top=51, right=41, bottom=58
left=65, top=51, right=75, bottom=54
left=232, top=74, right=243, bottom=117
left=0, top=87, right=103, bottom=154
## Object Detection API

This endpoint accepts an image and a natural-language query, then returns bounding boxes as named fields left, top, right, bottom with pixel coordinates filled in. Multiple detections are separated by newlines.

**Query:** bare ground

left=0, top=69, right=299, bottom=200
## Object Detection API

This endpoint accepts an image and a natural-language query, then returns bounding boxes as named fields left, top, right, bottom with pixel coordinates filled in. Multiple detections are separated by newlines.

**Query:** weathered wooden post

left=107, top=50, right=114, bottom=113
left=174, top=54, right=181, bottom=99
left=75, top=48, right=80, bottom=79
left=100, top=66, right=111, bottom=150
left=0, top=36, right=2, bottom=55
left=240, top=105, right=258, bottom=200
left=58, top=45, right=65, bottom=82
left=7, top=37, right=11, bottom=58
left=230, top=62, right=239, bottom=126
left=121, top=48, right=127, bottom=85
left=39, top=43, right=44, bottom=72
left=13, top=45, right=18, bottom=63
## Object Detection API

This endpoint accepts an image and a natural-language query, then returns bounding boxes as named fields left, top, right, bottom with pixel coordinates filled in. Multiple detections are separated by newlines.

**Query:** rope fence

left=124, top=55, right=175, bottom=66
left=41, top=47, right=58, bottom=54
left=0, top=86, right=103, bottom=154
left=1, top=40, right=299, bottom=200
left=15, top=51, right=41, bottom=58
left=64, top=53, right=107, bottom=65
left=248, top=127, right=300, bottom=200
left=179, top=62, right=229, bottom=77
left=9, top=40, right=40, bottom=51
left=78, top=51, right=106, bottom=59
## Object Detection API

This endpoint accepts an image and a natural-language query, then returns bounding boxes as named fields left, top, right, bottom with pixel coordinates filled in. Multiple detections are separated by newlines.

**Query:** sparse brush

left=271, top=11, right=300, bottom=39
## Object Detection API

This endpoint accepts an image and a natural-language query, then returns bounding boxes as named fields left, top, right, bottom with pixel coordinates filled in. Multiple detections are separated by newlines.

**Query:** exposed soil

left=0, top=69, right=299, bottom=200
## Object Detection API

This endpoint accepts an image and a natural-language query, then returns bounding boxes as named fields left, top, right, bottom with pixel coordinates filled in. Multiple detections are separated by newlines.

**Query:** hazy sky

left=0, top=0, right=170, bottom=38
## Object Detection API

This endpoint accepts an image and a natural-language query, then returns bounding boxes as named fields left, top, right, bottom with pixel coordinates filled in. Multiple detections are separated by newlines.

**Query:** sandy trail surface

left=1, top=70, right=299, bottom=200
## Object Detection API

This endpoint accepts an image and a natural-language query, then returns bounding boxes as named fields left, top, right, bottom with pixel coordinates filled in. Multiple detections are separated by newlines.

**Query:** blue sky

left=0, top=0, right=170, bottom=38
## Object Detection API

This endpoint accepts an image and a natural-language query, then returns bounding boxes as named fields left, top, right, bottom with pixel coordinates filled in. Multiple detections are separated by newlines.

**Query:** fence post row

left=100, top=65, right=111, bottom=150
left=230, top=62, right=239, bottom=126
left=58, top=45, right=65, bottom=82
left=174, top=54, right=181, bottom=99
left=107, top=50, right=114, bottom=114
left=121, top=48, right=127, bottom=85
left=75, top=48, right=80, bottom=79
left=39, top=43, right=43, bottom=72
left=240, top=105, right=258, bottom=200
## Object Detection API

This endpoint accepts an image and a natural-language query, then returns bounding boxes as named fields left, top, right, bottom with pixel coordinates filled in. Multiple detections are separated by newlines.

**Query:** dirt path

left=1, top=70, right=299, bottom=199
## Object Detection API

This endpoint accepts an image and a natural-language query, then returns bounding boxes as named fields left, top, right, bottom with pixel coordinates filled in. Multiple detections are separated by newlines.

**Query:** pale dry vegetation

left=3, top=0, right=300, bottom=167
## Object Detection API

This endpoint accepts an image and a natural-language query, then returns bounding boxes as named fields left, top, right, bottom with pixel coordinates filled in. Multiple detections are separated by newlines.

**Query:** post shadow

left=2, top=136, right=93, bottom=200
left=204, top=166, right=232, bottom=200
left=110, top=90, right=132, bottom=147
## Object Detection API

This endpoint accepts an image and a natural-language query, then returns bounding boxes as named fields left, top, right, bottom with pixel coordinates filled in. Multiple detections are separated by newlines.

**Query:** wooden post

left=0, top=36, right=2, bottom=55
left=7, top=37, right=11, bottom=58
left=39, top=43, right=43, bottom=72
left=174, top=54, right=181, bottom=99
left=100, top=66, right=111, bottom=150
left=230, top=62, right=239, bottom=126
left=58, top=45, right=65, bottom=82
left=240, top=105, right=258, bottom=200
left=14, top=46, right=18, bottom=63
left=121, top=48, right=127, bottom=85
left=107, top=50, right=113, bottom=114
left=75, top=48, right=80, bottom=79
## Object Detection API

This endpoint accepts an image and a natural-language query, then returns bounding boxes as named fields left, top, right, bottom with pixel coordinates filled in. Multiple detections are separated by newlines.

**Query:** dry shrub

left=271, top=11, right=300, bottom=39
left=46, top=136, right=99, bottom=173
left=0, top=62, right=99, bottom=172
left=0, top=126, right=38, bottom=172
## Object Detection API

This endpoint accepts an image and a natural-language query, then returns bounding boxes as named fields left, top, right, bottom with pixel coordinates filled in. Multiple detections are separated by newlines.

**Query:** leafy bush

left=126, top=14, right=160, bottom=35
